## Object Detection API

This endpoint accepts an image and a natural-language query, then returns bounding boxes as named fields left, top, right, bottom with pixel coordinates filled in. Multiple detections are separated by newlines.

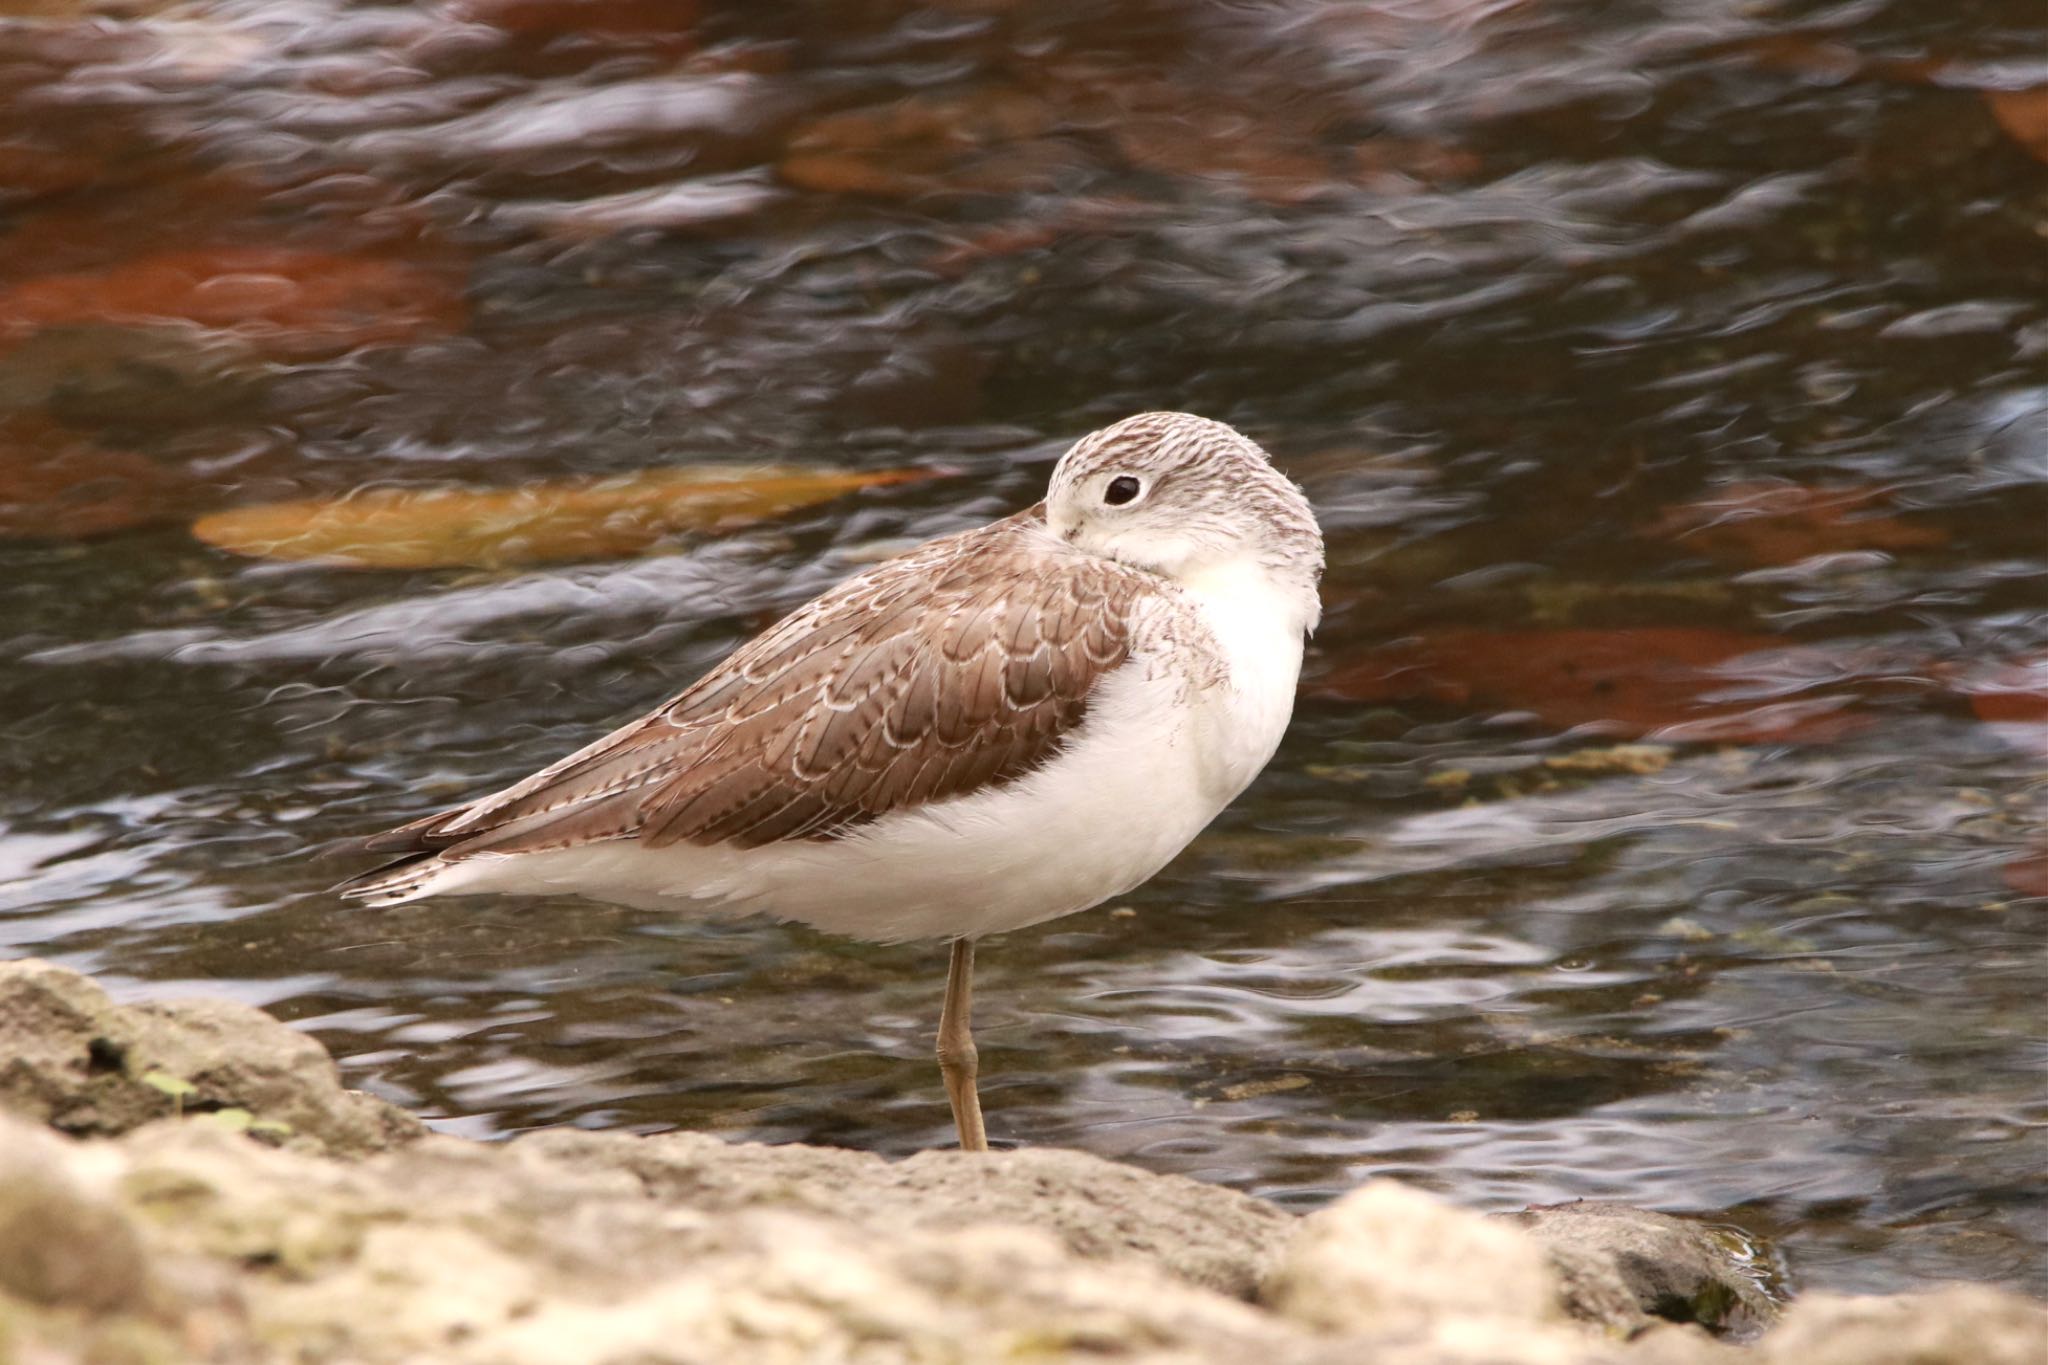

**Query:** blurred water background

left=1, top=0, right=2044, bottom=1298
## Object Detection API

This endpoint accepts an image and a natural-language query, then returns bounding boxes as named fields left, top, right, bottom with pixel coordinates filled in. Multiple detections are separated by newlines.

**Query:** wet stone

left=1499, top=1202, right=1782, bottom=1339
left=0, top=957, right=423, bottom=1156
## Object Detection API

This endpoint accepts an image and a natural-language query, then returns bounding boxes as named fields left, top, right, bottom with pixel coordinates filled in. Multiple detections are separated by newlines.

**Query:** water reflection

left=2, top=0, right=2045, bottom=1303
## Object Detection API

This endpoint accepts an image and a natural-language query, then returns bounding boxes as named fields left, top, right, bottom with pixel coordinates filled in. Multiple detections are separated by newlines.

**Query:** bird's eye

left=1104, top=475, right=1142, bottom=506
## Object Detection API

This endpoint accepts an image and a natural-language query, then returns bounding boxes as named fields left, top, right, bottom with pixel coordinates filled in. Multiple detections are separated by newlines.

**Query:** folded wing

left=339, top=509, right=1150, bottom=893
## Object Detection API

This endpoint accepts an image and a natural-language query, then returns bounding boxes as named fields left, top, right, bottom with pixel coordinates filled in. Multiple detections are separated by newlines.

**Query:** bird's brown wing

left=347, top=508, right=1153, bottom=867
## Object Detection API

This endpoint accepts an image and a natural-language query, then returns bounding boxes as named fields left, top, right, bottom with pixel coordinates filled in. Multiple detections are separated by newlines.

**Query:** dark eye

left=1104, top=475, right=1141, bottom=506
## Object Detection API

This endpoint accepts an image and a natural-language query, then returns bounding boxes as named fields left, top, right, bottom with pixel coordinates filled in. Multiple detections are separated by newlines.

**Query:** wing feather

left=341, top=508, right=1160, bottom=880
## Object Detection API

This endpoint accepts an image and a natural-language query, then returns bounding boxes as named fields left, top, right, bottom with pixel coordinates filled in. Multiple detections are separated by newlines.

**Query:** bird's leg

left=938, top=937, right=988, bottom=1152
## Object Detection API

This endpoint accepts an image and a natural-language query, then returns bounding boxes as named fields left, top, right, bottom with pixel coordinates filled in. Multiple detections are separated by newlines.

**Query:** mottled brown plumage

left=350, top=505, right=1157, bottom=870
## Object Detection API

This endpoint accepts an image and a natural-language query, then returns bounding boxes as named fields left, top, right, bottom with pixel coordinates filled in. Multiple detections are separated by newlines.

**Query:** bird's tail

left=331, top=854, right=446, bottom=907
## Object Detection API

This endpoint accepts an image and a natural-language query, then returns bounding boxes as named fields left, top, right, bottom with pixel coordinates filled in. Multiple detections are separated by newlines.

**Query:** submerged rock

left=1, top=956, right=2042, bottom=1365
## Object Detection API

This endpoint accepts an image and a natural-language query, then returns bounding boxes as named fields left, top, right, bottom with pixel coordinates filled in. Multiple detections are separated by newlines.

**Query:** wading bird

left=340, top=411, right=1324, bottom=1150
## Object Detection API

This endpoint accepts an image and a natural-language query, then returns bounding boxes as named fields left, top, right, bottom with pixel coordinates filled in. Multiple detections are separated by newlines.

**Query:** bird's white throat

left=1173, top=551, right=1321, bottom=639
left=1169, top=552, right=1314, bottom=809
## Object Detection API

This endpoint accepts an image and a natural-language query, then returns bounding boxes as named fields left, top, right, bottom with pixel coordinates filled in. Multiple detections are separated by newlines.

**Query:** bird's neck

left=1173, top=551, right=1322, bottom=639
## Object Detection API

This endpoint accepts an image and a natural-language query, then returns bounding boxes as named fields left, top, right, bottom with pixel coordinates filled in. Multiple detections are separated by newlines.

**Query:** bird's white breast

left=1169, top=553, right=1312, bottom=805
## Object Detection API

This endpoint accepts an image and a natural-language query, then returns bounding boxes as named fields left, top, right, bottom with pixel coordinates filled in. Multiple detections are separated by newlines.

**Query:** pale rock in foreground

left=1, top=957, right=2043, bottom=1365
left=1268, top=1179, right=1566, bottom=1331
left=0, top=1121, right=147, bottom=1318
left=1265, top=1179, right=1628, bottom=1365
left=518, top=1126, right=1293, bottom=1297
left=1759, top=1286, right=2048, bottom=1365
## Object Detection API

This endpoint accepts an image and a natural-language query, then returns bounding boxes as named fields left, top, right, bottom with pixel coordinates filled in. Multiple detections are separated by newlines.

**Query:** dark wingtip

left=355, top=828, right=437, bottom=855
left=328, top=850, right=437, bottom=901
left=321, top=809, right=451, bottom=860
left=316, top=833, right=420, bottom=864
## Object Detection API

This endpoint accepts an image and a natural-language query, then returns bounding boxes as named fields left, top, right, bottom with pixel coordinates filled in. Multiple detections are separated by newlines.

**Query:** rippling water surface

left=2, top=0, right=2044, bottom=1299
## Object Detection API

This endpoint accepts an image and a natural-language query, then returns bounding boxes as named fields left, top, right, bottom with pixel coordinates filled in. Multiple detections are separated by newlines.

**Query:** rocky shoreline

left=1, top=957, right=2040, bottom=1364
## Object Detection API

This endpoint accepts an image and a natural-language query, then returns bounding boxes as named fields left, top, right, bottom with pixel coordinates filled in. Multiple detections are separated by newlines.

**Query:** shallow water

left=2, top=0, right=2045, bottom=1300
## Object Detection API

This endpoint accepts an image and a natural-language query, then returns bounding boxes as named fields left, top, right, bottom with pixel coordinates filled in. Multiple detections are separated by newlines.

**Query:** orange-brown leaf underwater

left=189, top=465, right=936, bottom=569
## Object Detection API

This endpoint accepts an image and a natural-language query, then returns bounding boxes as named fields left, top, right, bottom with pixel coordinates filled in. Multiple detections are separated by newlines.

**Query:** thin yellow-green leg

left=937, top=938, right=988, bottom=1152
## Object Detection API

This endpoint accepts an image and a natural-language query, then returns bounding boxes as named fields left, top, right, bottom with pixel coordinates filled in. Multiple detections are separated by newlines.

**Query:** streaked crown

left=1044, top=412, right=1324, bottom=610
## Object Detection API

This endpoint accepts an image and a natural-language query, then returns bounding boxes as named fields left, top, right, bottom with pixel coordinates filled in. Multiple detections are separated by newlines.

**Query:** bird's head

left=1045, top=411, right=1324, bottom=622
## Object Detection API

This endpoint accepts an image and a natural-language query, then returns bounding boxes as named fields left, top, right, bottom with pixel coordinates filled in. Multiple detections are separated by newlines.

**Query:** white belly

left=417, top=557, right=1310, bottom=942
